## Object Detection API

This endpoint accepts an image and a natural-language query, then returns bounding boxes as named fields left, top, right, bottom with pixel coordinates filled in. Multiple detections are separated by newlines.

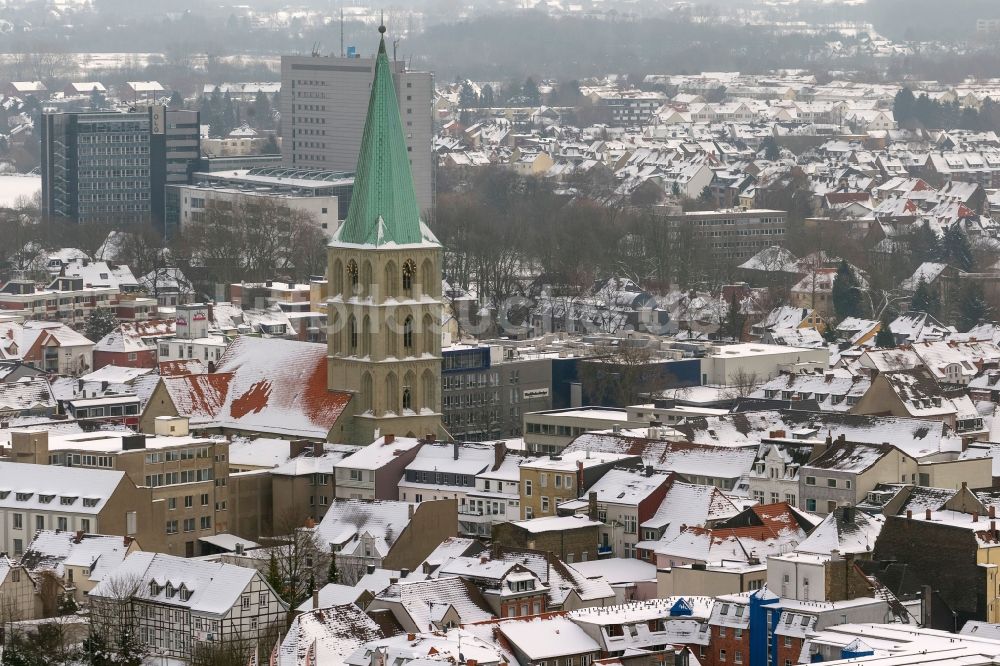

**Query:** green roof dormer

left=332, top=27, right=438, bottom=248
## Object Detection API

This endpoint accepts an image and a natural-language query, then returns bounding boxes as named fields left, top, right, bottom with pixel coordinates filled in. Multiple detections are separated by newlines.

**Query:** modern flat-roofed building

left=523, top=407, right=635, bottom=455
left=281, top=43, right=433, bottom=214
left=166, top=166, right=354, bottom=238
left=40, top=107, right=200, bottom=235
left=660, top=208, right=787, bottom=263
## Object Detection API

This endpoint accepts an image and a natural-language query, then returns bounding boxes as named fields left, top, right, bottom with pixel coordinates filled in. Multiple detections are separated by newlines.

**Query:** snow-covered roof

left=334, top=435, right=424, bottom=471
left=581, top=468, right=672, bottom=506
left=21, top=530, right=133, bottom=583
left=377, top=576, right=493, bottom=630
left=0, top=460, right=125, bottom=514
left=641, top=481, right=740, bottom=538
left=795, top=509, right=884, bottom=556
left=564, top=433, right=757, bottom=480
left=0, top=377, right=56, bottom=413
left=510, top=514, right=604, bottom=534
left=497, top=614, right=601, bottom=660
left=161, top=336, right=351, bottom=439
left=79, top=365, right=155, bottom=385
left=568, top=558, right=657, bottom=584
left=279, top=604, right=384, bottom=666
left=91, top=551, right=277, bottom=616
left=315, top=499, right=416, bottom=554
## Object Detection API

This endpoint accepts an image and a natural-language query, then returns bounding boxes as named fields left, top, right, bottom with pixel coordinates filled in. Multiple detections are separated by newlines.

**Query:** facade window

left=403, top=316, right=414, bottom=351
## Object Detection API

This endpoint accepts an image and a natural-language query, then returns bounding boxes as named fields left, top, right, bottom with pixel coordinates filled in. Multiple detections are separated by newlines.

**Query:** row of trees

left=0, top=197, right=328, bottom=298
left=196, top=87, right=279, bottom=138
left=894, top=87, right=1000, bottom=133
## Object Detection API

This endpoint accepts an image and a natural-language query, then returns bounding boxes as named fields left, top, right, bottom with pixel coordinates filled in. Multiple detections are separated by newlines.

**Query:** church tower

left=327, top=26, right=443, bottom=443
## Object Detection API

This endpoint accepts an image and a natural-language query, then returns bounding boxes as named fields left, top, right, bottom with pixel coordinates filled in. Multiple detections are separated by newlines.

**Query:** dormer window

left=165, top=583, right=175, bottom=598
left=38, top=494, right=55, bottom=504
left=15, top=493, right=32, bottom=502
left=60, top=496, right=78, bottom=505
left=149, top=581, right=161, bottom=596
left=179, top=585, right=192, bottom=601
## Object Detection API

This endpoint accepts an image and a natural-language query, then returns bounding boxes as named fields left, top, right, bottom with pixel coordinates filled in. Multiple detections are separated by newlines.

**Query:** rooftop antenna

left=340, top=6, right=344, bottom=57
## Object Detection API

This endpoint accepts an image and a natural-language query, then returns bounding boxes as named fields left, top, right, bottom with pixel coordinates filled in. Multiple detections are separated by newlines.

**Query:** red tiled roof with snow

left=158, top=359, right=208, bottom=377
left=160, top=336, right=351, bottom=439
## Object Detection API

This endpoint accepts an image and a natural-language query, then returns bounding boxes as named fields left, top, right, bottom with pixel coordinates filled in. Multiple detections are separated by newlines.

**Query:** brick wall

left=873, top=515, right=986, bottom=627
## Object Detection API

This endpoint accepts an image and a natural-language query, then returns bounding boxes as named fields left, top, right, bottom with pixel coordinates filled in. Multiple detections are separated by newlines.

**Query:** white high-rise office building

left=281, top=47, right=434, bottom=214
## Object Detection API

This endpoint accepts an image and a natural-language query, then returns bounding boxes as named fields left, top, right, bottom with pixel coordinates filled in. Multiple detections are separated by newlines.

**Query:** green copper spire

left=333, top=28, right=433, bottom=247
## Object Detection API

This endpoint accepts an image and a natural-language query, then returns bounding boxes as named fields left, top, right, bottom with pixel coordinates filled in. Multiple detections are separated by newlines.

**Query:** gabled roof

left=795, top=509, right=884, bottom=556
left=804, top=440, right=903, bottom=473
left=641, top=480, right=740, bottom=538
left=332, top=32, right=438, bottom=248
left=21, top=530, right=132, bottom=583
left=0, top=377, right=56, bottom=412
left=315, top=499, right=415, bottom=554
left=563, top=432, right=757, bottom=480
left=279, top=604, right=385, bottom=666
left=90, top=551, right=273, bottom=616
left=377, top=577, right=493, bottom=630
left=158, top=336, right=351, bottom=439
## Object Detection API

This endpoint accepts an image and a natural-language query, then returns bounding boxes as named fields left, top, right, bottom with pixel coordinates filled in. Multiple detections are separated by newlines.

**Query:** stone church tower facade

left=327, top=27, right=444, bottom=443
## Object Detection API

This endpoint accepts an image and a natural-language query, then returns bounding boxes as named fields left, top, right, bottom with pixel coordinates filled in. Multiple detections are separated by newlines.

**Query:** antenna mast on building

left=340, top=6, right=345, bottom=57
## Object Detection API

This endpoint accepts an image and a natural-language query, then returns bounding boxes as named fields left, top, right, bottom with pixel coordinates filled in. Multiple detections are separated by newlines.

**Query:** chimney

left=304, top=517, right=316, bottom=529
left=407, top=634, right=416, bottom=642
left=366, top=564, right=376, bottom=575
left=925, top=508, right=932, bottom=520
left=123, top=536, right=133, bottom=548
left=493, top=440, right=507, bottom=471
left=384, top=433, right=394, bottom=444
left=312, top=589, right=319, bottom=608
left=769, top=430, right=786, bottom=439
left=400, top=567, right=409, bottom=578
left=991, top=505, right=996, bottom=520
left=74, top=530, right=84, bottom=544
left=207, top=360, right=216, bottom=373
left=577, top=460, right=584, bottom=491
left=389, top=576, right=399, bottom=585
left=121, top=434, right=146, bottom=450
left=453, top=440, right=460, bottom=460
left=974, top=512, right=979, bottom=523
left=588, top=491, right=598, bottom=521
left=408, top=504, right=415, bottom=519
left=207, top=303, right=214, bottom=324
left=100, top=380, right=109, bottom=392
left=426, top=433, right=436, bottom=443
left=77, top=379, right=84, bottom=393
left=906, top=509, right=912, bottom=519
left=289, top=440, right=308, bottom=458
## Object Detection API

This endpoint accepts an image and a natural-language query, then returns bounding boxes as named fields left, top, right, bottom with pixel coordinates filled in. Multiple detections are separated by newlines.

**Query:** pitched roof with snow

left=795, top=509, right=884, bottom=556
left=641, top=481, right=740, bottom=537
left=0, top=377, right=56, bottom=413
left=90, top=551, right=278, bottom=616
left=581, top=468, right=672, bottom=506
left=377, top=577, right=493, bottom=630
left=315, top=499, right=416, bottom=554
left=279, top=604, right=385, bottom=666
left=563, top=432, right=757, bottom=480
left=0, top=461, right=124, bottom=514
left=159, top=336, right=351, bottom=438
left=21, top=530, right=132, bottom=583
